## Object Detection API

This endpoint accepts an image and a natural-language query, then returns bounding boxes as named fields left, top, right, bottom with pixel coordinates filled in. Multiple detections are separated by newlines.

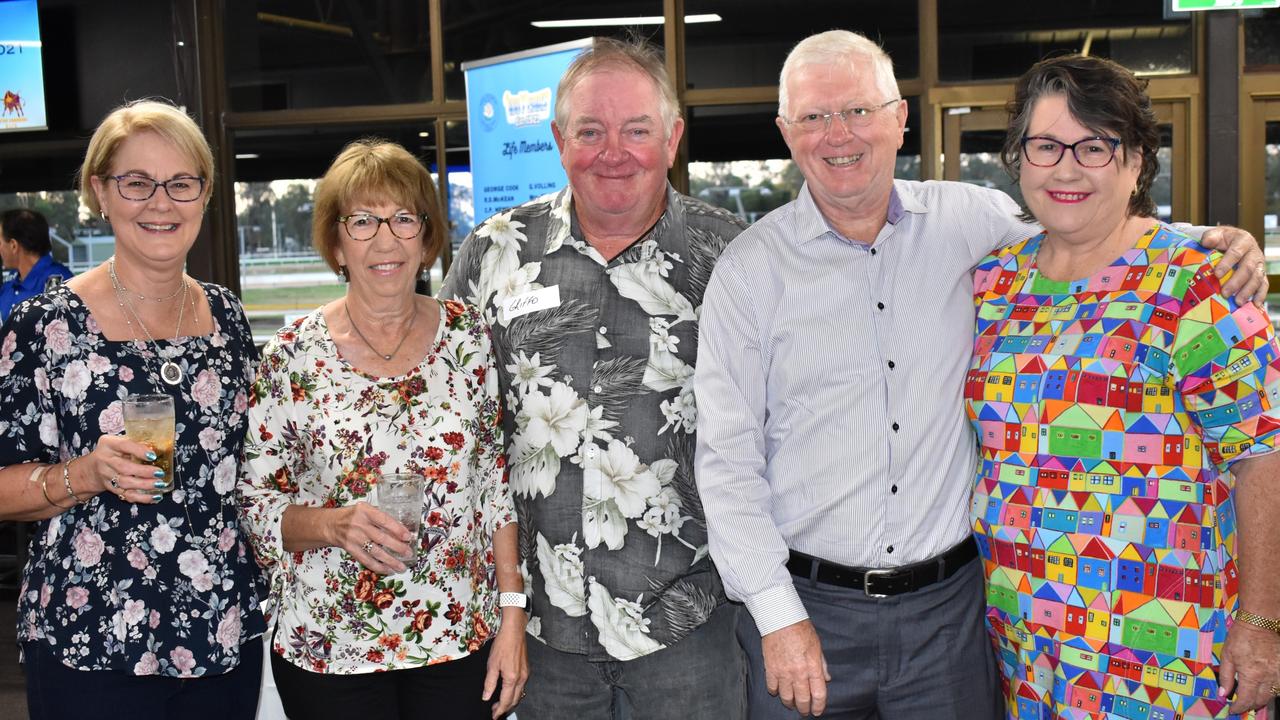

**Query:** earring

left=338, top=265, right=349, bottom=281
left=100, top=211, right=109, bottom=221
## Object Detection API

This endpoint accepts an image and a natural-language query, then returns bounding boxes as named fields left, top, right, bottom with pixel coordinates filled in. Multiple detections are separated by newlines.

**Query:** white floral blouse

left=237, top=299, right=513, bottom=674
left=0, top=283, right=266, bottom=677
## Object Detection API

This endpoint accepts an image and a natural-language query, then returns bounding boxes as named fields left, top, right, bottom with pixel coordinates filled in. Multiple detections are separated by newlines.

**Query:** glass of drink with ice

left=373, top=473, right=425, bottom=564
left=122, top=394, right=176, bottom=493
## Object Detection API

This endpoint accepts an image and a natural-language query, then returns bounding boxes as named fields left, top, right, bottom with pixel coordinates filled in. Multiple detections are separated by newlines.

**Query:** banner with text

left=463, top=39, right=590, bottom=224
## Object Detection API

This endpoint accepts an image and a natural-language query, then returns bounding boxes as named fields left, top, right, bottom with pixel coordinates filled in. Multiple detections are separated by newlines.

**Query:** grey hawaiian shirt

left=439, top=183, right=746, bottom=661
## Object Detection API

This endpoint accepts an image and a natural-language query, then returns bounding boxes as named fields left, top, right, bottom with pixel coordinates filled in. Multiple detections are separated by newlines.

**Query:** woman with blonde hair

left=0, top=99, right=266, bottom=717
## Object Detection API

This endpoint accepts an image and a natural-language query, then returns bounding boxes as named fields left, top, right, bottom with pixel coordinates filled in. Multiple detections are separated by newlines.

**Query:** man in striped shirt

left=693, top=30, right=1266, bottom=720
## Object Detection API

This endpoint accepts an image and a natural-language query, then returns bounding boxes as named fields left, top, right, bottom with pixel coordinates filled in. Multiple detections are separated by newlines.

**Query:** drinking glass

left=372, top=473, right=425, bottom=564
left=122, top=394, right=176, bottom=493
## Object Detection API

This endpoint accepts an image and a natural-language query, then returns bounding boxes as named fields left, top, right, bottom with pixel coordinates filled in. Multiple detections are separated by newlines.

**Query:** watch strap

left=498, top=591, right=528, bottom=609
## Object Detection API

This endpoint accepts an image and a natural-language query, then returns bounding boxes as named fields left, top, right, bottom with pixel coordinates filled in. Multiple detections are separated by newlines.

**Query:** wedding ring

left=363, top=540, right=376, bottom=554
left=1259, top=261, right=1267, bottom=275
left=1272, top=684, right=1279, bottom=697
left=109, top=475, right=119, bottom=489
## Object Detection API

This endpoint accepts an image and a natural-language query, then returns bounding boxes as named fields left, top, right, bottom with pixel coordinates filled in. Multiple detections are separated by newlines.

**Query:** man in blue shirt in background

left=0, top=208, right=73, bottom=322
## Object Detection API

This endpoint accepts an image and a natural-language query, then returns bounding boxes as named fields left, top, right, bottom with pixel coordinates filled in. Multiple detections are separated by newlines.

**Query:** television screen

left=0, top=0, right=47, bottom=133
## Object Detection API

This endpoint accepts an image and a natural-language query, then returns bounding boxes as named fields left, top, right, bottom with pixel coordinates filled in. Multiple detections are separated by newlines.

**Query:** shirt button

left=599, top=326, right=607, bottom=334
left=891, top=422, right=900, bottom=432
left=870, top=248, right=877, bottom=256
left=887, top=360, right=895, bottom=370
left=886, top=546, right=894, bottom=554
left=891, top=485, right=898, bottom=494
left=877, top=302, right=885, bottom=310
left=592, top=385, right=603, bottom=394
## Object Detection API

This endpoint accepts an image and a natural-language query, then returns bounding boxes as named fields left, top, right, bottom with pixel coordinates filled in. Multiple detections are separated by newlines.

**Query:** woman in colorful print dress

left=237, top=139, right=527, bottom=719
left=0, top=100, right=266, bottom=718
left=968, top=56, right=1280, bottom=719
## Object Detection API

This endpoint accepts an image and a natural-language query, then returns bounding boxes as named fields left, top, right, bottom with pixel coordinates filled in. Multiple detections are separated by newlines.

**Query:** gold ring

left=1272, top=684, right=1280, bottom=697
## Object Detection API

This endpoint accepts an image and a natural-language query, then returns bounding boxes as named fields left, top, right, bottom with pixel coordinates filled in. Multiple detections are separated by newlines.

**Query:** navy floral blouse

left=0, top=283, right=266, bottom=677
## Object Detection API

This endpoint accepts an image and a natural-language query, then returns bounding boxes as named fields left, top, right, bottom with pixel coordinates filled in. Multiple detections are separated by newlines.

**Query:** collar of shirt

left=561, top=182, right=689, bottom=265
left=793, top=180, right=929, bottom=249
left=14, top=254, right=58, bottom=291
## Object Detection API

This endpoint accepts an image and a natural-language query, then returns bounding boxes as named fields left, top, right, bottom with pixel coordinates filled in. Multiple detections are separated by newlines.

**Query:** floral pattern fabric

left=967, top=224, right=1280, bottom=719
left=439, top=184, right=746, bottom=661
left=0, top=283, right=266, bottom=677
left=237, top=300, right=512, bottom=674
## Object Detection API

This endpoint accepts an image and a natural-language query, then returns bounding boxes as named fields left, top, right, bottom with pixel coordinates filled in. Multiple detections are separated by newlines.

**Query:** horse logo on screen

left=2, top=91, right=24, bottom=118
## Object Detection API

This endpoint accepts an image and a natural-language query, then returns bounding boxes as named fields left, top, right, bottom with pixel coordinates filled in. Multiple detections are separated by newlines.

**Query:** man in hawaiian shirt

left=694, top=29, right=1269, bottom=720
left=440, top=37, right=748, bottom=719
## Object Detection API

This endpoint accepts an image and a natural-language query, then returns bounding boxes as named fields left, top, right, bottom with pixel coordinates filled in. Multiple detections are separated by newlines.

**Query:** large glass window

left=683, top=0, right=919, bottom=89
left=686, top=97, right=920, bottom=224
left=231, top=124, right=446, bottom=341
left=442, top=1, right=662, bottom=101
left=442, top=119, right=475, bottom=249
left=0, top=191, right=102, bottom=273
left=1245, top=9, right=1280, bottom=70
left=224, top=0, right=433, bottom=111
left=938, top=0, right=1193, bottom=82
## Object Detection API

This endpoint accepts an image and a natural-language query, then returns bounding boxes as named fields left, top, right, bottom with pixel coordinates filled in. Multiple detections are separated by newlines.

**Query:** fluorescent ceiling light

left=532, top=13, right=720, bottom=28
left=235, top=153, right=259, bottom=160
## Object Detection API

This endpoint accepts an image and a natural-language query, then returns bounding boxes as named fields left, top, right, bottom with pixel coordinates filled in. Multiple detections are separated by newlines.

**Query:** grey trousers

left=739, top=557, right=1001, bottom=720
left=518, top=602, right=747, bottom=720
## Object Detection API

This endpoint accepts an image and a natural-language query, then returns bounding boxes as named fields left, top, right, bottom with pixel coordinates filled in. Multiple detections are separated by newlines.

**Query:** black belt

left=786, top=537, right=978, bottom=598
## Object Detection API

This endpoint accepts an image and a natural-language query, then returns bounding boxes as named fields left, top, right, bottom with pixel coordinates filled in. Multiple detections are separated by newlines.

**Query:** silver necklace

left=128, top=283, right=185, bottom=303
left=345, top=300, right=418, bottom=361
left=108, top=260, right=229, bottom=561
left=109, top=257, right=189, bottom=386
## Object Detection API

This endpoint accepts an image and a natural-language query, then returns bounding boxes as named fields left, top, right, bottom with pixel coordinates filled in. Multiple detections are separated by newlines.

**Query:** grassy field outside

left=241, top=283, right=346, bottom=310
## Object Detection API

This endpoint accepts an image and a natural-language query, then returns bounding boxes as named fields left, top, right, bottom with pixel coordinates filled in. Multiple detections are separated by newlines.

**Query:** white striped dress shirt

left=694, top=179, right=1035, bottom=635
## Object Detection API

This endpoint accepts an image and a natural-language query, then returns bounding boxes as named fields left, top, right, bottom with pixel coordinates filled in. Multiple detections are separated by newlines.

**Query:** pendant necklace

left=109, top=257, right=189, bottom=386
left=109, top=258, right=228, bottom=558
left=346, top=300, right=418, bottom=361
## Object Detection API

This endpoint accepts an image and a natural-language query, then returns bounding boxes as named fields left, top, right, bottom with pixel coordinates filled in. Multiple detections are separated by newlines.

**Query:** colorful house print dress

left=967, top=223, right=1280, bottom=720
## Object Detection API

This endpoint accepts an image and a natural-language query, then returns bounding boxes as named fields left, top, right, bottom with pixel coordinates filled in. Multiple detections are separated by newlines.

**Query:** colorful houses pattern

left=967, top=225, right=1280, bottom=720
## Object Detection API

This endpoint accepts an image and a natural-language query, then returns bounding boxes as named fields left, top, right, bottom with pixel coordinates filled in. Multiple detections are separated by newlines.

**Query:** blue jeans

left=519, top=602, right=747, bottom=720
left=739, top=558, right=1001, bottom=720
left=24, top=637, right=263, bottom=720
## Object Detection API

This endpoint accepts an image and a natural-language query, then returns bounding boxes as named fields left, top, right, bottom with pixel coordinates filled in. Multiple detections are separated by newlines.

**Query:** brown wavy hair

left=1001, top=54, right=1159, bottom=221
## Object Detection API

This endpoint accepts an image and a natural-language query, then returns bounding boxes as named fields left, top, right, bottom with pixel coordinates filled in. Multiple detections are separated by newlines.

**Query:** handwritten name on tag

left=502, top=286, right=560, bottom=322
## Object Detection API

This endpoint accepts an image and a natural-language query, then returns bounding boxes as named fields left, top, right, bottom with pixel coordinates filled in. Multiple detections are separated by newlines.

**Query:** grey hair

left=555, top=36, right=681, bottom=138
left=778, top=30, right=899, bottom=118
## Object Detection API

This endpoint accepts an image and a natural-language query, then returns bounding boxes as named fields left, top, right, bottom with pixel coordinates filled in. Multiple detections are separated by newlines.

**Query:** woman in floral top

left=238, top=139, right=526, bottom=719
left=0, top=100, right=266, bottom=718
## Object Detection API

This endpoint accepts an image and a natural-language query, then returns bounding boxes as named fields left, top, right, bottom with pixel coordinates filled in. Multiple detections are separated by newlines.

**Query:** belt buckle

left=863, top=568, right=893, bottom=598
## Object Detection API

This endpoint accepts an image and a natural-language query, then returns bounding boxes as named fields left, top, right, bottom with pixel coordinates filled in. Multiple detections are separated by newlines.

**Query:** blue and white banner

left=0, top=0, right=47, bottom=134
left=463, top=39, right=590, bottom=224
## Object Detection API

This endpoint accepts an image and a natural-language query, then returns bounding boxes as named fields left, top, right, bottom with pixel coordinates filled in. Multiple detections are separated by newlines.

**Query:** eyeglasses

left=337, top=212, right=428, bottom=241
left=1021, top=136, right=1122, bottom=168
left=782, top=98, right=901, bottom=135
left=108, top=174, right=206, bottom=202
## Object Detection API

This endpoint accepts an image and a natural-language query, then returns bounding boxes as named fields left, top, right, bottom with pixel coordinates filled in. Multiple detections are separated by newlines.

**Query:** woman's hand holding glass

left=81, top=434, right=172, bottom=504
left=331, top=501, right=415, bottom=575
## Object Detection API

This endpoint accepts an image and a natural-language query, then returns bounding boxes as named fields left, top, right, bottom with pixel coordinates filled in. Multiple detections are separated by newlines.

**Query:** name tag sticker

left=502, top=285, right=560, bottom=322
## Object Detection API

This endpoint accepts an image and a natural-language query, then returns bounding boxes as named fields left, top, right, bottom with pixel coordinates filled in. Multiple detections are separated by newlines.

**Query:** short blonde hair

left=555, top=37, right=680, bottom=138
left=79, top=99, right=214, bottom=215
left=312, top=138, right=445, bottom=274
left=778, top=30, right=899, bottom=119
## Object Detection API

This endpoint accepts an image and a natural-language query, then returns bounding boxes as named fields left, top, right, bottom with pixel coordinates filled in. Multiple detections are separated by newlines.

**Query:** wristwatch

left=498, top=592, right=528, bottom=610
